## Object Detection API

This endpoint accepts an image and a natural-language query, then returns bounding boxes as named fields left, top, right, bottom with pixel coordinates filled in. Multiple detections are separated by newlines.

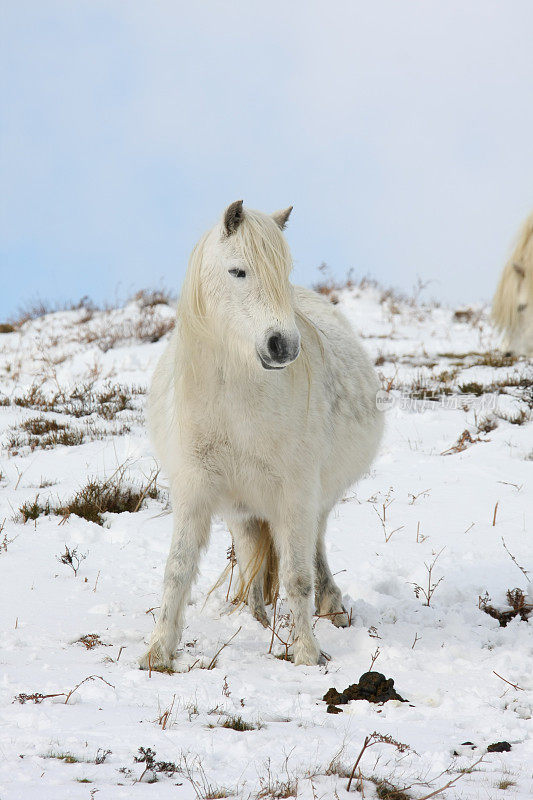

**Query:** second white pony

left=140, top=201, right=384, bottom=668
left=492, top=211, right=533, bottom=357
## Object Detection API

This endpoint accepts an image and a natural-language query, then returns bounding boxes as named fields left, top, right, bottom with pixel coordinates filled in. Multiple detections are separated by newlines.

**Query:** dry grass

left=11, top=382, right=144, bottom=420
left=19, top=495, right=52, bottom=522
left=75, top=633, right=110, bottom=649
left=441, top=429, right=485, bottom=455
left=18, top=470, right=160, bottom=526
left=219, top=715, right=260, bottom=731
left=132, top=287, right=176, bottom=308
left=496, top=407, right=529, bottom=425
left=479, top=588, right=532, bottom=626
left=497, top=778, right=516, bottom=790
left=80, top=308, right=175, bottom=351
left=8, top=296, right=100, bottom=328
left=457, top=381, right=484, bottom=396
left=7, top=416, right=85, bottom=453
left=371, top=777, right=412, bottom=800
left=437, top=351, right=519, bottom=368
left=55, top=475, right=159, bottom=526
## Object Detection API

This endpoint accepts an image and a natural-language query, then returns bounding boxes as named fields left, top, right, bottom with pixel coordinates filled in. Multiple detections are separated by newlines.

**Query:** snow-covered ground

left=0, top=286, right=531, bottom=799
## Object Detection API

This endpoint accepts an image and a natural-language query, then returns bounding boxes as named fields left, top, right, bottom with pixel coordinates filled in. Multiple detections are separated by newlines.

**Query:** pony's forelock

left=178, top=207, right=294, bottom=342
left=234, top=208, right=293, bottom=313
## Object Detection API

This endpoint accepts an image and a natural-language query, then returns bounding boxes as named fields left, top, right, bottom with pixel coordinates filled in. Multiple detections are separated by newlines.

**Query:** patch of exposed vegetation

left=441, top=429, right=485, bottom=455
left=81, top=308, right=175, bottom=351
left=11, top=382, right=144, bottom=420
left=220, top=715, right=260, bottom=731
left=133, top=747, right=180, bottom=783
left=370, top=777, right=412, bottom=800
left=74, top=633, right=110, bottom=649
left=479, top=588, right=532, bottom=626
left=437, top=351, right=519, bottom=368
left=9, top=296, right=100, bottom=328
left=19, top=495, right=52, bottom=522
left=406, top=375, right=454, bottom=400
left=45, top=752, right=80, bottom=764
left=56, top=475, right=159, bottom=525
left=496, top=407, right=529, bottom=425
left=457, top=381, right=484, bottom=396
left=7, top=416, right=85, bottom=453
left=497, top=778, right=516, bottom=789
left=57, top=545, right=86, bottom=576
left=132, top=287, right=176, bottom=307
left=476, top=415, right=498, bottom=434
left=18, top=471, right=160, bottom=526
left=0, top=323, right=16, bottom=333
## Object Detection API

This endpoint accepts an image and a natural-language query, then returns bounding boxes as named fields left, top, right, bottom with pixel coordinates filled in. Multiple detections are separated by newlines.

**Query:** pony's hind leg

left=230, top=517, right=270, bottom=628
left=140, top=478, right=212, bottom=671
left=314, top=510, right=349, bottom=628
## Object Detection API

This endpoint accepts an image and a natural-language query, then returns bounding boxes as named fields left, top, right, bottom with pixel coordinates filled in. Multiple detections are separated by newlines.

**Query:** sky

left=1, top=1, right=533, bottom=318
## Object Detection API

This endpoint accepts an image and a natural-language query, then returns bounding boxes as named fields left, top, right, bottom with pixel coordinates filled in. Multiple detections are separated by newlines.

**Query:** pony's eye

left=228, top=268, right=246, bottom=278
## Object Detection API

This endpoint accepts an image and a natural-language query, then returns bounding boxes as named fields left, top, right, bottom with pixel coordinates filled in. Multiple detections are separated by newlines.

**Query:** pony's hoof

left=139, top=644, right=174, bottom=673
left=329, top=607, right=350, bottom=628
left=252, top=608, right=270, bottom=628
left=293, top=638, right=321, bottom=666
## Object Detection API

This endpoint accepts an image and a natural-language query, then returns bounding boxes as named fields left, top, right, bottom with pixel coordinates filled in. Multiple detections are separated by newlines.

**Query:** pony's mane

left=178, top=208, right=292, bottom=341
left=492, top=211, right=533, bottom=332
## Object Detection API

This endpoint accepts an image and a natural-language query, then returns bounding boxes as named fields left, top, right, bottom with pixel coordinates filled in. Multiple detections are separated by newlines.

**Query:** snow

left=0, top=289, right=531, bottom=799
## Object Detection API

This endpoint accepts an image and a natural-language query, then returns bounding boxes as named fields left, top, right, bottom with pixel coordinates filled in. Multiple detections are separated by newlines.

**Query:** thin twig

left=501, top=537, right=530, bottom=582
left=207, top=627, right=242, bottom=670
left=64, top=674, right=115, bottom=704
left=133, top=468, right=160, bottom=513
left=492, top=670, right=524, bottom=692
left=347, top=736, right=372, bottom=792
left=416, top=755, right=485, bottom=800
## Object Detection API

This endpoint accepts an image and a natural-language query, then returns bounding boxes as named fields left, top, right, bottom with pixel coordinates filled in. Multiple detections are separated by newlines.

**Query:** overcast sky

left=1, top=1, right=532, bottom=318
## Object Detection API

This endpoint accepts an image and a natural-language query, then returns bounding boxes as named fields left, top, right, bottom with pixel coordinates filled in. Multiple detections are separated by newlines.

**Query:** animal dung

left=487, top=741, right=511, bottom=753
left=323, top=671, right=406, bottom=713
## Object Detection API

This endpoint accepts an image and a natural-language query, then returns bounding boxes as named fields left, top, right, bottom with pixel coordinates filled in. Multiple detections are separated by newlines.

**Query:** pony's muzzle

left=257, top=329, right=300, bottom=370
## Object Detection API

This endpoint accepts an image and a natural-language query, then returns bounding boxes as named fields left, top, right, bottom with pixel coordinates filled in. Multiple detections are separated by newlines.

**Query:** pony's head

left=179, top=200, right=301, bottom=370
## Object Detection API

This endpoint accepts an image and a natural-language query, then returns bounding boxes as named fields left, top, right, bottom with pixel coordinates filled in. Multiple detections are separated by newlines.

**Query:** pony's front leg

left=140, top=487, right=211, bottom=671
left=272, top=511, right=321, bottom=666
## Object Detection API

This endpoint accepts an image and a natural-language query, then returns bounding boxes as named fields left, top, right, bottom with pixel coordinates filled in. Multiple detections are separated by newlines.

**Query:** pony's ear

left=224, top=200, right=244, bottom=236
left=513, top=262, right=525, bottom=279
left=272, top=206, right=293, bottom=230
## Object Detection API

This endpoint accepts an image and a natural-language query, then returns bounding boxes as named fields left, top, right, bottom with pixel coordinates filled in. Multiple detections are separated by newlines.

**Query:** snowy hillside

left=1, top=285, right=532, bottom=800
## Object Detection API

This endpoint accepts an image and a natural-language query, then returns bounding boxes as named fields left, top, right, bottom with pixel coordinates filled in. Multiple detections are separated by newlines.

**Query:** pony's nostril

left=268, top=333, right=284, bottom=360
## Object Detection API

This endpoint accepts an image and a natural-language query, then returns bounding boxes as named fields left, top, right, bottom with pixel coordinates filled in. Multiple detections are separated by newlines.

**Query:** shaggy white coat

left=140, top=203, right=384, bottom=668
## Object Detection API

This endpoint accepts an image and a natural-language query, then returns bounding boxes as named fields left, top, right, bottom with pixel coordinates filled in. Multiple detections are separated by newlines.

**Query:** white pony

left=140, top=201, right=384, bottom=669
left=492, top=211, right=533, bottom=357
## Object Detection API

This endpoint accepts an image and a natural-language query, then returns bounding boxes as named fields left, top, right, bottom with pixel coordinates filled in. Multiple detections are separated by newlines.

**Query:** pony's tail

left=260, top=521, right=279, bottom=607
left=208, top=521, right=279, bottom=611
left=234, top=521, right=279, bottom=608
